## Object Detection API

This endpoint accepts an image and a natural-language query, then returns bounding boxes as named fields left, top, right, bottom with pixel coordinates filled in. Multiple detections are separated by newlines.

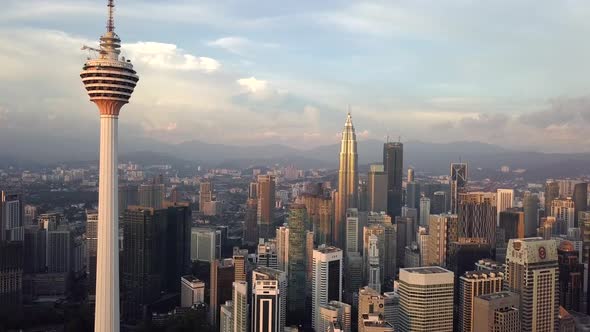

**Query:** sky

left=1, top=0, right=590, bottom=152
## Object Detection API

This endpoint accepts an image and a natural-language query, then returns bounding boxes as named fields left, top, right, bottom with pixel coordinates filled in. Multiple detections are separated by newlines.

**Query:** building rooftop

left=477, top=291, right=517, bottom=301
left=403, top=266, right=451, bottom=274
left=462, top=270, right=504, bottom=279
left=316, top=245, right=341, bottom=254
left=181, top=275, right=203, bottom=283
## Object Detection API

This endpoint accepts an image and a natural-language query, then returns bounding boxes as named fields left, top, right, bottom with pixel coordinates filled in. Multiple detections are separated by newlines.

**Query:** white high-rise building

left=398, top=267, right=454, bottom=332
left=367, top=234, right=381, bottom=293
left=1, top=192, right=23, bottom=241
left=276, top=225, right=289, bottom=272
left=318, top=301, right=352, bottom=332
left=550, top=198, right=576, bottom=230
left=219, top=300, right=233, bottom=332
left=419, top=197, right=430, bottom=227
left=497, top=189, right=514, bottom=225
left=232, top=281, right=249, bottom=332
left=252, top=267, right=287, bottom=332
left=180, top=275, right=205, bottom=307
left=346, top=208, right=362, bottom=254
left=312, top=246, right=343, bottom=330
left=191, top=227, right=221, bottom=262
left=80, top=1, right=139, bottom=330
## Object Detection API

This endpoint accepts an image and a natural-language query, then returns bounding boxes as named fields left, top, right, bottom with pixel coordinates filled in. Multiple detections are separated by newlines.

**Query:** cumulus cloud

left=124, top=42, right=220, bottom=72
left=208, top=36, right=279, bottom=56
left=237, top=77, right=268, bottom=93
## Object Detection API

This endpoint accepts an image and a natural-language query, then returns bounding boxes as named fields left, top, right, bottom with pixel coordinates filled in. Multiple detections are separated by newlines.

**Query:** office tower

left=419, top=197, right=430, bottom=227
left=367, top=211, right=391, bottom=225
left=191, top=227, right=221, bottom=262
left=0, top=241, right=23, bottom=321
left=395, top=216, right=415, bottom=267
left=180, top=275, right=205, bottom=307
left=458, top=270, right=504, bottom=332
left=249, top=182, right=259, bottom=199
left=286, top=205, right=308, bottom=323
left=573, top=182, right=587, bottom=226
left=367, top=234, right=381, bottom=293
left=38, top=212, right=61, bottom=231
left=233, top=248, right=248, bottom=282
left=46, top=229, right=73, bottom=273
left=581, top=211, right=590, bottom=264
left=557, top=241, right=583, bottom=312
left=345, top=252, right=363, bottom=302
left=401, top=206, right=417, bottom=221
left=345, top=208, right=363, bottom=254
left=447, top=239, right=491, bottom=300
left=368, top=164, right=388, bottom=213
left=306, top=230, right=315, bottom=297
left=244, top=199, right=259, bottom=245
left=383, top=141, right=403, bottom=217
left=23, top=204, right=37, bottom=226
left=551, top=198, right=576, bottom=230
left=1, top=192, right=23, bottom=241
left=210, top=259, right=235, bottom=328
left=398, top=267, right=454, bottom=332
left=432, top=191, right=448, bottom=214
left=220, top=300, right=233, bottom=332
left=252, top=267, right=287, bottom=332
left=499, top=209, right=525, bottom=241
left=318, top=197, right=334, bottom=245
left=383, top=291, right=399, bottom=330
left=459, top=191, right=497, bottom=205
left=318, top=301, right=352, bottom=332
left=312, top=246, right=343, bottom=330
left=364, top=224, right=397, bottom=284
left=86, top=210, right=98, bottom=295
left=232, top=281, right=248, bottom=332
left=335, top=113, right=359, bottom=248
left=405, top=181, right=420, bottom=210
left=199, top=181, right=212, bottom=212
left=545, top=182, right=560, bottom=214
left=506, top=238, right=559, bottom=332
left=358, top=287, right=385, bottom=332
left=408, top=168, right=414, bottom=183
left=450, top=163, right=468, bottom=214
left=426, top=214, right=453, bottom=266
left=257, top=240, right=278, bottom=269
left=359, top=179, right=368, bottom=212
left=258, top=175, right=276, bottom=240
left=473, top=292, right=520, bottom=332
left=138, top=183, right=165, bottom=209
left=496, top=189, right=514, bottom=224
left=276, top=225, right=289, bottom=272
left=523, top=192, right=540, bottom=237
left=360, top=314, right=395, bottom=331
left=458, top=201, right=497, bottom=248
left=23, top=225, right=46, bottom=274
left=161, top=204, right=192, bottom=292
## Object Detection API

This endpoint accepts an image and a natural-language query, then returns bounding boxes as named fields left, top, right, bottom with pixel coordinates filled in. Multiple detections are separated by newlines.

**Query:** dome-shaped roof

left=559, top=240, right=575, bottom=252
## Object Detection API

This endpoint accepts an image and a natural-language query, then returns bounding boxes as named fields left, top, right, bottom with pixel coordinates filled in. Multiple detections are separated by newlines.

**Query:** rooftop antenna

left=107, top=0, right=115, bottom=32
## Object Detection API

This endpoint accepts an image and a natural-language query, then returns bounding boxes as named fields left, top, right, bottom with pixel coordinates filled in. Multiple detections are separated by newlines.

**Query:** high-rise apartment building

left=252, top=267, right=287, bottom=332
left=557, top=241, right=583, bottom=312
left=383, top=141, right=403, bottom=217
left=398, top=266, right=454, bottom=332
left=419, top=197, right=430, bottom=227
left=472, top=292, right=520, bottom=332
left=199, top=181, right=212, bottom=212
left=458, top=270, right=504, bottom=332
left=368, top=164, right=388, bottom=213
left=286, top=205, right=307, bottom=324
left=180, top=275, right=205, bottom=307
left=505, top=238, right=559, bottom=332
left=232, top=281, right=248, bottom=332
left=358, top=287, right=385, bottom=332
left=276, top=225, right=289, bottom=273
left=450, top=163, right=468, bottom=214
left=233, top=248, right=248, bottom=282
left=367, top=234, right=381, bottom=293
left=138, top=182, right=165, bottom=209
left=219, top=301, right=233, bottom=332
left=257, top=175, right=276, bottom=240
left=335, top=113, right=359, bottom=248
left=497, top=189, right=514, bottom=224
left=1, top=192, right=23, bottom=242
left=210, top=259, right=235, bottom=329
left=551, top=198, right=575, bottom=230
left=312, top=246, right=343, bottom=330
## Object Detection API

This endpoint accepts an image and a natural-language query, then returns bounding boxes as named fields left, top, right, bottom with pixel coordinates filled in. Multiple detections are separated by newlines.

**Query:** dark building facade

left=573, top=182, right=588, bottom=227
left=557, top=241, right=583, bottom=313
left=383, top=142, right=403, bottom=218
left=0, top=241, right=23, bottom=322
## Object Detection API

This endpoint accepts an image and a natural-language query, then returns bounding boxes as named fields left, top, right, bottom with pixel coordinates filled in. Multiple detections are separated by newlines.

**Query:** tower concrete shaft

left=80, top=1, right=138, bottom=331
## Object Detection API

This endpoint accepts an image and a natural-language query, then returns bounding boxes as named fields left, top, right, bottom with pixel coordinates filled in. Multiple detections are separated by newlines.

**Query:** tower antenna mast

left=107, top=0, right=115, bottom=32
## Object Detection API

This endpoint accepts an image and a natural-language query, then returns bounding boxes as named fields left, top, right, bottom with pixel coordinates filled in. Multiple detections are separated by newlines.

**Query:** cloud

left=237, top=77, right=268, bottom=93
left=207, top=36, right=278, bottom=56
left=517, top=97, right=590, bottom=129
left=125, top=42, right=220, bottom=72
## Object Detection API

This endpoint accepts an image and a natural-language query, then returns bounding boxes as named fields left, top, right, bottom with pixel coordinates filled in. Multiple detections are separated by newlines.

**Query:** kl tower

left=80, top=1, right=138, bottom=331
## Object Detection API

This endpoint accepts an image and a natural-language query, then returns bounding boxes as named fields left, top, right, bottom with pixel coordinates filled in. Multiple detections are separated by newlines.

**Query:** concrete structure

left=219, top=300, right=233, bottom=332
left=312, top=246, right=343, bottom=330
left=358, top=287, right=385, bottom=332
left=1, top=192, right=23, bottom=242
left=180, top=275, right=205, bottom=307
left=286, top=205, right=307, bottom=324
left=367, top=164, right=388, bottom=213
left=80, top=1, right=139, bottom=330
left=506, top=238, right=559, bottom=332
left=257, top=175, right=276, bottom=239
left=210, top=259, right=235, bottom=328
left=551, top=198, right=576, bottom=230
left=419, top=196, right=430, bottom=227
left=360, top=314, right=395, bottom=332
left=473, top=291, right=520, bottom=332
left=318, top=301, right=352, bottom=332
left=458, top=270, right=504, bottom=332
left=191, top=227, right=221, bottom=262
left=398, top=266, right=454, bottom=332
left=450, top=163, right=468, bottom=214
left=497, top=189, right=514, bottom=225
left=232, top=281, right=248, bottom=332
left=367, top=234, right=381, bottom=293
left=252, top=267, right=286, bottom=332
left=335, top=113, right=359, bottom=248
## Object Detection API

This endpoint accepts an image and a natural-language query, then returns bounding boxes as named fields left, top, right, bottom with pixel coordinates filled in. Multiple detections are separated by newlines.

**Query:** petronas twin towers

left=334, top=113, right=358, bottom=248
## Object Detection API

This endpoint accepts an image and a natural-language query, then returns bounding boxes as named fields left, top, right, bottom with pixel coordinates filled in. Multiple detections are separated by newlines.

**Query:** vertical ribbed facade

left=335, top=113, right=358, bottom=249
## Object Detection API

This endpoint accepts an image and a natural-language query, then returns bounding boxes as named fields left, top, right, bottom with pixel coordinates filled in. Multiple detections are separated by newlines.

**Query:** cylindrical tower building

left=80, top=1, right=138, bottom=331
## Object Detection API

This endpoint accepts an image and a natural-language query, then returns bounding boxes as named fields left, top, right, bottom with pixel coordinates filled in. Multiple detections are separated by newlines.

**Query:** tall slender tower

left=80, top=1, right=139, bottom=331
left=335, top=113, right=358, bottom=248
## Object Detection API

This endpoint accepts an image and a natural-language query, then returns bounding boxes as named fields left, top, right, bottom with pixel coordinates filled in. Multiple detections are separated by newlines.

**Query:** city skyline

left=2, top=1, right=590, bottom=152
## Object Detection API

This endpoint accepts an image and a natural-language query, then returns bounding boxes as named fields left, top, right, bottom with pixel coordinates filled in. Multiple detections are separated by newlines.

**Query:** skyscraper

left=367, top=234, right=381, bottom=293
left=545, top=182, right=560, bottom=214
left=335, top=113, right=359, bottom=248
left=257, top=175, right=276, bottom=240
left=383, top=141, right=403, bottom=217
left=581, top=211, right=590, bottom=264
left=319, top=301, right=352, bottom=332
left=252, top=267, right=287, bottom=332
left=573, top=182, right=587, bottom=227
left=358, top=287, right=385, bottom=332
left=180, top=275, right=205, bottom=307
left=550, top=198, right=575, bottom=230
left=242, top=198, right=259, bottom=246
left=368, top=164, right=388, bottom=213
left=472, top=292, right=520, bottom=332
left=199, top=181, right=212, bottom=212
left=138, top=182, right=165, bottom=209
left=286, top=204, right=308, bottom=324
left=232, top=281, right=248, bottom=332
left=210, top=259, right=235, bottom=328
left=191, top=227, right=221, bottom=263
left=312, top=246, right=343, bottom=330
left=458, top=270, right=504, bottom=332
left=557, top=241, right=583, bottom=312
left=450, top=163, right=468, bottom=214
left=398, top=267, right=455, bottom=332
left=419, top=196, right=430, bottom=227
left=432, top=191, right=448, bottom=214
left=496, top=189, right=514, bottom=225
left=0, top=192, right=23, bottom=242
left=505, top=238, right=559, bottom=332
left=458, top=201, right=497, bottom=249
left=0, top=241, right=23, bottom=322
left=523, top=192, right=540, bottom=237
left=86, top=210, right=98, bottom=296
left=80, top=1, right=139, bottom=329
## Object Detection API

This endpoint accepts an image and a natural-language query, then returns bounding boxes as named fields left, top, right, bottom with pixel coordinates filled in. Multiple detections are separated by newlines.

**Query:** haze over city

left=2, top=0, right=590, bottom=153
